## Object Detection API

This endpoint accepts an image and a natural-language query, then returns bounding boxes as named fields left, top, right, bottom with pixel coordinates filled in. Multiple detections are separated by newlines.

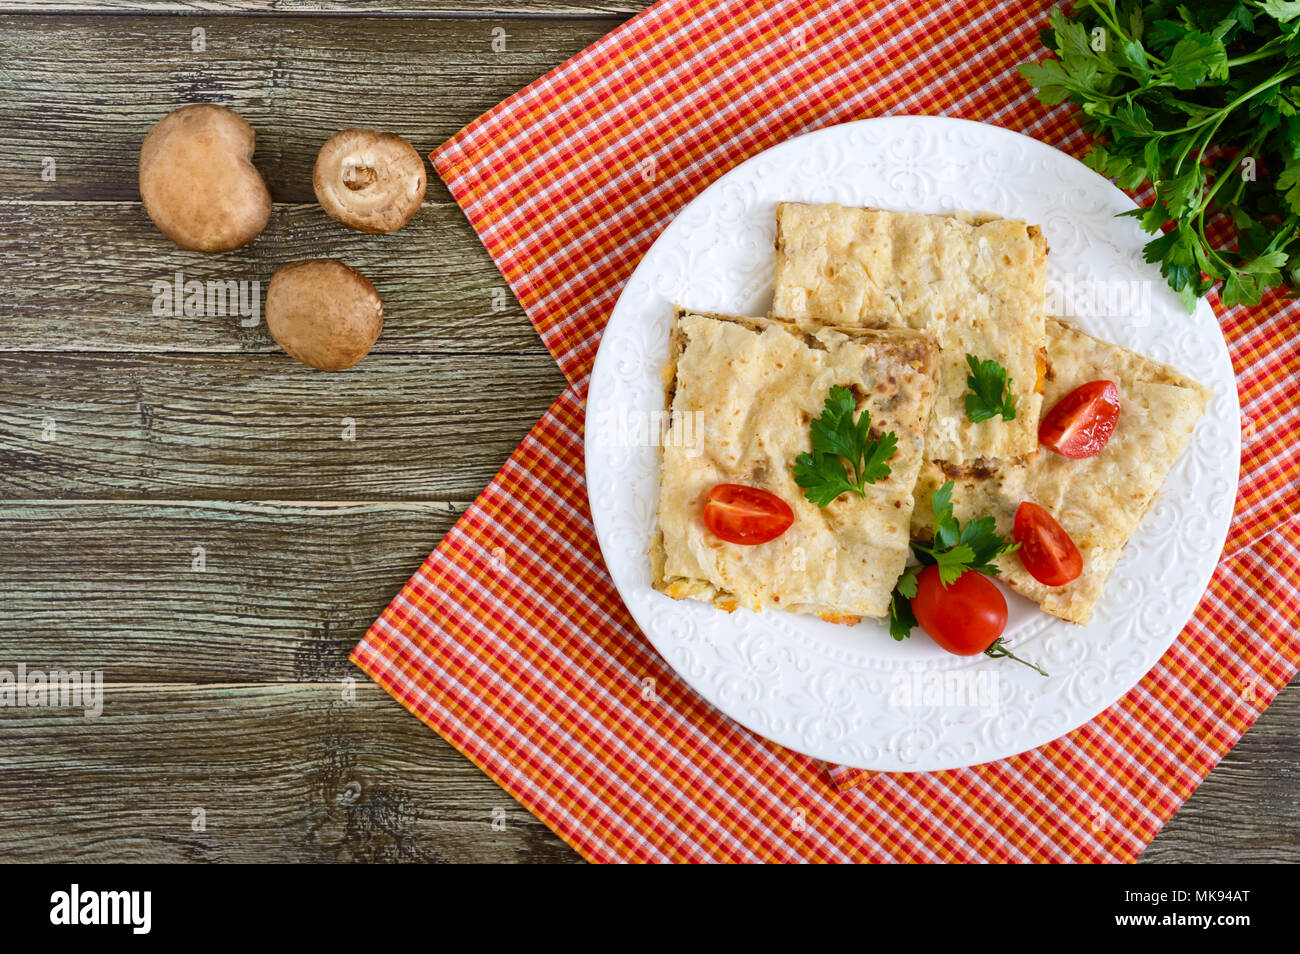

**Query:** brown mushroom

left=312, top=129, right=426, bottom=233
left=138, top=104, right=272, bottom=252
left=265, top=260, right=383, bottom=371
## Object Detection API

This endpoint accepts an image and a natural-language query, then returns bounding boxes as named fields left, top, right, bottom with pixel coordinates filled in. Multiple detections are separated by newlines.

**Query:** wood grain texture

left=0, top=683, right=584, bottom=863
left=0, top=15, right=615, bottom=203
left=0, top=676, right=1294, bottom=862
left=0, top=4, right=1294, bottom=865
left=2, top=501, right=1291, bottom=860
left=8, top=2, right=641, bottom=12
left=0, top=201, right=543, bottom=353
left=0, top=501, right=464, bottom=683
left=0, top=8, right=602, bottom=864
left=0, top=352, right=567, bottom=498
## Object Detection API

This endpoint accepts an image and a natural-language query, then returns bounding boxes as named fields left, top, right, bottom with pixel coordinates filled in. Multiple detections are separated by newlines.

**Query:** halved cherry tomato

left=702, top=484, right=794, bottom=545
left=1013, top=501, right=1083, bottom=586
left=1039, top=380, right=1121, bottom=458
left=910, top=565, right=1007, bottom=656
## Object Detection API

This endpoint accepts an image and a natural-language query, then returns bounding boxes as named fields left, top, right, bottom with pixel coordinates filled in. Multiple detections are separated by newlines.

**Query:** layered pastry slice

left=909, top=318, right=1211, bottom=624
left=771, top=201, right=1049, bottom=466
left=651, top=310, right=939, bottom=623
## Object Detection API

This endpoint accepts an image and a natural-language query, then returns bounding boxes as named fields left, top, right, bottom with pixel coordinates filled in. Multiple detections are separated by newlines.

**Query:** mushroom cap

left=265, top=260, right=384, bottom=371
left=313, top=129, right=426, bottom=234
left=138, top=104, right=272, bottom=253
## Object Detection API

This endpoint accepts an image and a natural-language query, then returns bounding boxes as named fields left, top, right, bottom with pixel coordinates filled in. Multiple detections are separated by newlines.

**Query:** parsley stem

left=1165, top=65, right=1300, bottom=143
left=1190, top=153, right=1232, bottom=214
left=1189, top=129, right=1274, bottom=280
left=1266, top=215, right=1299, bottom=253
left=984, top=640, right=1049, bottom=677
left=1167, top=67, right=1300, bottom=180
left=1191, top=128, right=1265, bottom=221
left=1224, top=36, right=1287, bottom=68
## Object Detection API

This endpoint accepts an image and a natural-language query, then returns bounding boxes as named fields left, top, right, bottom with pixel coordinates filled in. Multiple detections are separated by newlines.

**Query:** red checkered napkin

left=353, top=0, right=1300, bottom=861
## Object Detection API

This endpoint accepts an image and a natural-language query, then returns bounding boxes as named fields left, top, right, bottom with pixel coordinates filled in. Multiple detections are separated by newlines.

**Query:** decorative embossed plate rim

left=584, top=116, right=1239, bottom=772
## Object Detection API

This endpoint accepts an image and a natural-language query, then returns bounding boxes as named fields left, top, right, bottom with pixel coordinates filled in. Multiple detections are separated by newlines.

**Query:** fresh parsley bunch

left=888, top=481, right=1020, bottom=640
left=1020, top=0, right=1300, bottom=310
left=793, top=385, right=898, bottom=506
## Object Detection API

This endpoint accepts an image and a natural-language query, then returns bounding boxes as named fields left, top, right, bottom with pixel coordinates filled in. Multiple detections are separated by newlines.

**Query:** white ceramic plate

left=584, top=116, right=1238, bottom=772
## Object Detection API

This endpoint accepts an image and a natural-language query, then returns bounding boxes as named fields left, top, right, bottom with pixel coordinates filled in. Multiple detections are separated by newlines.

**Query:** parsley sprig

left=1019, top=2, right=1300, bottom=311
left=888, top=483, right=1045, bottom=674
left=964, top=354, right=1017, bottom=423
left=888, top=481, right=1021, bottom=640
left=793, top=385, right=898, bottom=507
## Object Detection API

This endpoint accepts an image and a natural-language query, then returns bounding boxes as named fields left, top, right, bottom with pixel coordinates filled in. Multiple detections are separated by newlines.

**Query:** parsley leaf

left=793, top=385, right=898, bottom=507
left=957, top=515, right=1014, bottom=575
left=887, top=481, right=1020, bottom=640
left=1165, top=31, right=1228, bottom=90
left=932, top=544, right=977, bottom=586
left=1260, top=0, right=1300, bottom=25
left=930, top=479, right=960, bottom=550
left=895, top=564, right=920, bottom=600
left=1017, top=60, right=1074, bottom=105
left=964, top=354, right=1017, bottom=424
left=792, top=454, right=862, bottom=508
left=1278, top=158, right=1300, bottom=214
left=888, top=566, right=920, bottom=641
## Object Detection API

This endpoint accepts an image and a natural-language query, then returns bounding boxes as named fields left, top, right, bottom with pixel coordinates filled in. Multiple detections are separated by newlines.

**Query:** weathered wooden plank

left=0, top=677, right=1293, bottom=862
left=0, top=201, right=547, bottom=353
left=2, top=0, right=1293, bottom=869
left=8, top=2, right=642, bottom=13
left=1139, top=680, right=1300, bottom=863
left=0, top=501, right=465, bottom=682
left=4, top=500, right=1293, bottom=859
left=0, top=352, right=567, bottom=498
left=0, top=496, right=1294, bottom=862
left=0, top=683, right=583, bottom=862
left=0, top=15, right=615, bottom=202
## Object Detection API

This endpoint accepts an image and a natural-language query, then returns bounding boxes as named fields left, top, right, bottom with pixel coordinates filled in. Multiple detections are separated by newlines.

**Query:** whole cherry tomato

left=910, top=565, right=1008, bottom=655
left=909, top=565, right=1048, bottom=675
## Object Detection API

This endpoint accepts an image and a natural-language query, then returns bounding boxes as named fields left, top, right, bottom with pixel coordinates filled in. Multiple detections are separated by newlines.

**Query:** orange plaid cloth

left=353, top=0, right=1300, bottom=861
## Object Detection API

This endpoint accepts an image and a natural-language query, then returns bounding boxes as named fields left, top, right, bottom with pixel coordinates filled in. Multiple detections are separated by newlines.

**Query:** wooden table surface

left=0, top=1, right=1295, bottom=864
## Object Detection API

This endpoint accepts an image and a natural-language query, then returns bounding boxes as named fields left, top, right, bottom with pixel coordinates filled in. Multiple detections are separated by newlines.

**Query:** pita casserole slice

left=771, top=201, right=1049, bottom=466
left=652, top=310, right=939, bottom=623
left=910, top=317, right=1212, bottom=624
